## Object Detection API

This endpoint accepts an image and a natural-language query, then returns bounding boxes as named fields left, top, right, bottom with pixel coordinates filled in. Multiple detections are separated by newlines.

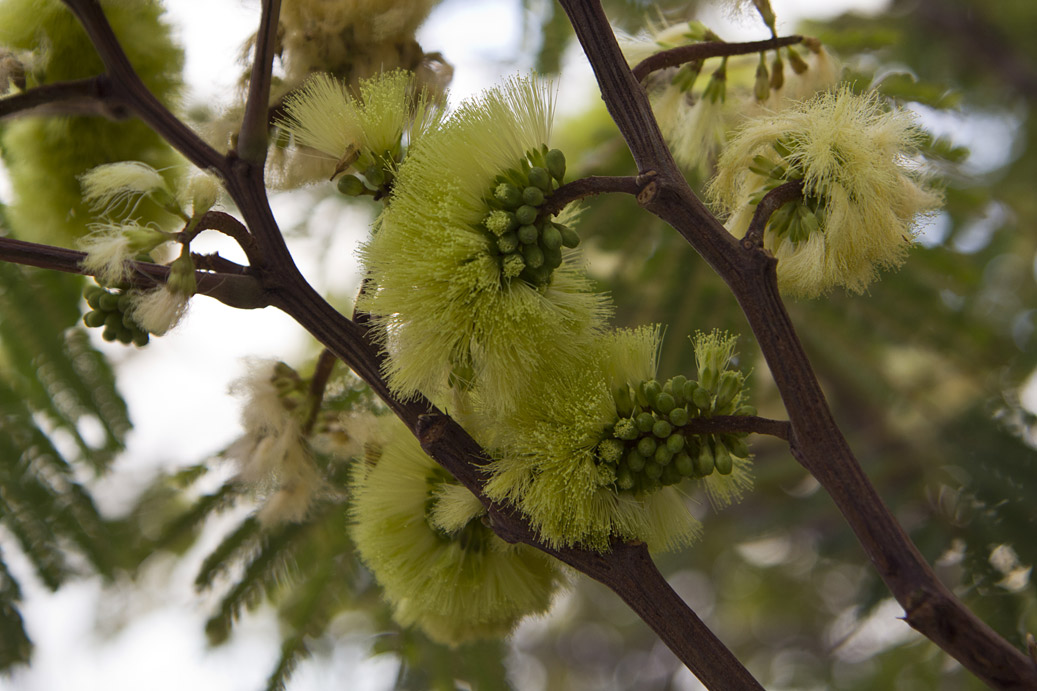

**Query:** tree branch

left=238, top=0, right=282, bottom=164
left=682, top=415, right=790, bottom=441
left=631, top=36, right=805, bottom=83
left=741, top=179, right=804, bottom=250
left=558, top=0, right=1037, bottom=687
left=0, top=236, right=267, bottom=310
left=0, top=76, right=126, bottom=120
left=543, top=175, right=640, bottom=215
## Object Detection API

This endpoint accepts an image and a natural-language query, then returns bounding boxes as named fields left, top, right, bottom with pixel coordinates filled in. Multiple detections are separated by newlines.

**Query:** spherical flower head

left=279, top=69, right=443, bottom=178
left=349, top=417, right=558, bottom=645
left=709, top=88, right=942, bottom=297
left=358, top=75, right=610, bottom=410
left=480, top=326, right=701, bottom=553
left=228, top=360, right=322, bottom=525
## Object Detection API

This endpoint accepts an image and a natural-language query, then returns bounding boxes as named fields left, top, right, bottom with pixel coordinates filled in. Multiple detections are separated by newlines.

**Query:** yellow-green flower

left=480, top=326, right=703, bottom=553
left=278, top=69, right=443, bottom=191
left=358, top=75, right=610, bottom=410
left=349, top=417, right=558, bottom=646
left=709, top=88, right=942, bottom=297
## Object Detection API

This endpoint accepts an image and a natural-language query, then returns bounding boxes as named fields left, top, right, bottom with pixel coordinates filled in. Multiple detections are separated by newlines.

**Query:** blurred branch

left=631, top=36, right=804, bottom=83
left=683, top=415, right=790, bottom=441
left=237, top=0, right=282, bottom=163
left=0, top=76, right=127, bottom=119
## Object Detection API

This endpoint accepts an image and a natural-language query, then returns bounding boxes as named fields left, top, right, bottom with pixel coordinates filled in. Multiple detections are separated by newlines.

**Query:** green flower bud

left=515, top=205, right=538, bottom=226
left=132, top=331, right=150, bottom=347
left=337, top=174, right=366, bottom=196
left=485, top=210, right=517, bottom=236
left=637, top=436, right=657, bottom=458
left=701, top=365, right=718, bottom=392
left=616, top=466, right=635, bottom=490
left=517, top=224, right=539, bottom=244
left=542, top=246, right=562, bottom=269
left=527, top=166, right=551, bottom=191
left=545, top=149, right=566, bottom=181
left=654, top=444, right=674, bottom=465
left=661, top=461, right=682, bottom=486
left=694, top=442, right=715, bottom=476
left=626, top=448, right=646, bottom=472
left=714, top=442, right=734, bottom=475
left=522, top=244, right=544, bottom=269
left=597, top=438, right=624, bottom=464
left=654, top=392, right=676, bottom=415
left=735, top=404, right=758, bottom=417
left=501, top=254, right=525, bottom=278
left=715, top=371, right=741, bottom=410
left=363, top=164, right=386, bottom=188
left=723, top=435, right=750, bottom=459
left=614, top=417, right=639, bottom=440
left=754, top=53, right=770, bottom=102
left=668, top=406, right=689, bottom=427
left=770, top=52, right=785, bottom=90
left=644, top=461, right=663, bottom=480
left=787, top=46, right=809, bottom=74
left=522, top=186, right=545, bottom=206
left=670, top=375, right=688, bottom=405
left=643, top=380, right=662, bottom=406
left=691, top=386, right=712, bottom=411
left=117, top=292, right=133, bottom=312
left=497, top=231, right=519, bottom=253
left=102, top=327, right=119, bottom=342
left=99, top=292, right=119, bottom=312
left=674, top=452, right=695, bottom=477
left=666, top=433, right=685, bottom=454
left=116, top=328, right=134, bottom=345
left=494, top=182, right=523, bottom=208
left=652, top=419, right=672, bottom=439
left=635, top=412, right=655, bottom=433
left=613, top=385, right=634, bottom=418
left=83, top=310, right=106, bottom=328
left=557, top=224, right=580, bottom=248
left=540, top=224, right=562, bottom=250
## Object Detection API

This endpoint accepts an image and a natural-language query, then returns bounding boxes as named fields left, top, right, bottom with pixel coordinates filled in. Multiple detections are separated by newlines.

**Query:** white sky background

left=8, top=0, right=1031, bottom=689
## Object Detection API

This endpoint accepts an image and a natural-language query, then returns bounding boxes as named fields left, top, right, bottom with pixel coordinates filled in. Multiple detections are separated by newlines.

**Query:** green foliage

left=0, top=0, right=183, bottom=245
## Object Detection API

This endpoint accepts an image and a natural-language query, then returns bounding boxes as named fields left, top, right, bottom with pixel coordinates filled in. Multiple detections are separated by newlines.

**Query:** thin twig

left=741, top=179, right=804, bottom=250
left=0, top=76, right=124, bottom=120
left=682, top=415, right=790, bottom=441
left=0, top=236, right=267, bottom=310
left=238, top=0, right=282, bottom=164
left=302, top=349, right=337, bottom=435
left=543, top=175, right=640, bottom=215
left=632, top=36, right=804, bottom=83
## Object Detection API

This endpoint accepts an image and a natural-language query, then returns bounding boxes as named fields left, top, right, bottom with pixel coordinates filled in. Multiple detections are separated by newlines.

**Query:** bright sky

left=18, top=1, right=1003, bottom=690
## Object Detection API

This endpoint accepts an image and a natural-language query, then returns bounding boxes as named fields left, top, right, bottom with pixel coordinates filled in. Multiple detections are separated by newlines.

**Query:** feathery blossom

left=228, top=361, right=323, bottom=526
left=358, top=75, right=610, bottom=410
left=480, top=326, right=702, bottom=553
left=79, top=160, right=179, bottom=218
left=279, top=69, right=443, bottom=185
left=350, top=417, right=558, bottom=645
left=709, top=88, right=942, bottom=296
left=79, top=220, right=171, bottom=286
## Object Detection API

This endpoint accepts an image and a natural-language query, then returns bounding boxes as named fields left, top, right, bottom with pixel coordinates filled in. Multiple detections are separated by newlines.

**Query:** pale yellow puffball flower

left=710, top=88, right=942, bottom=297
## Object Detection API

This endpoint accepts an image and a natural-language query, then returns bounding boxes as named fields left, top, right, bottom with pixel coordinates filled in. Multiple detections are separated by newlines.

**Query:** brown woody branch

left=741, top=179, right=804, bottom=249
left=237, top=0, right=281, bottom=164
left=0, top=76, right=126, bottom=119
left=0, top=235, right=267, bottom=310
left=631, top=36, right=804, bottom=83
left=543, top=175, right=640, bottom=215
left=558, top=0, right=1037, bottom=688
left=682, top=415, right=790, bottom=441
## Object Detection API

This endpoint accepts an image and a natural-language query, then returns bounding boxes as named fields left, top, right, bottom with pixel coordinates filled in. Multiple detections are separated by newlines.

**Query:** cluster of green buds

left=82, top=283, right=149, bottom=346
left=748, top=138, right=827, bottom=244
left=335, top=142, right=401, bottom=200
left=595, top=366, right=754, bottom=495
left=753, top=45, right=812, bottom=102
left=480, top=146, right=578, bottom=288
